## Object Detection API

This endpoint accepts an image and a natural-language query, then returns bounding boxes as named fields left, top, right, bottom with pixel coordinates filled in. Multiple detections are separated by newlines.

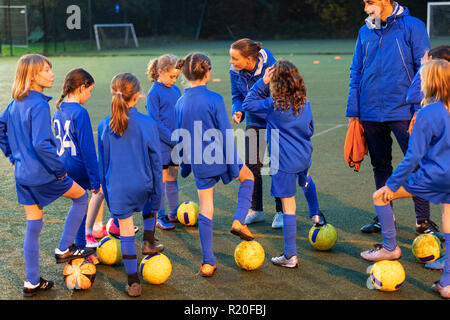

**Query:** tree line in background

left=0, top=0, right=443, bottom=45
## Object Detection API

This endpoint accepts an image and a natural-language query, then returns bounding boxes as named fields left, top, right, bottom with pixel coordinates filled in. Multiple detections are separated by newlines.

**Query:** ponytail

left=109, top=73, right=141, bottom=136
left=179, top=53, right=211, bottom=81
left=56, top=68, right=95, bottom=110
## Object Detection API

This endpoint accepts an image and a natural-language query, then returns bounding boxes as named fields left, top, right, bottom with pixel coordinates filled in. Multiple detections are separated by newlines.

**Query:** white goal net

left=427, top=2, right=450, bottom=39
left=94, top=23, right=139, bottom=51
left=0, top=5, right=28, bottom=47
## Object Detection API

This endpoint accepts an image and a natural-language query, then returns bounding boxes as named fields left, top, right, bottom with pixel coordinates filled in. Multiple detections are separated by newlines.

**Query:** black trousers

left=362, top=120, right=430, bottom=222
left=245, top=125, right=283, bottom=213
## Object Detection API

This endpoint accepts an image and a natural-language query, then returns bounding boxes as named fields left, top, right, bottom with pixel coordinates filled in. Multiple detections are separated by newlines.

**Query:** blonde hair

left=12, top=54, right=52, bottom=101
left=420, top=59, right=450, bottom=112
left=109, top=73, right=141, bottom=136
left=146, top=54, right=178, bottom=82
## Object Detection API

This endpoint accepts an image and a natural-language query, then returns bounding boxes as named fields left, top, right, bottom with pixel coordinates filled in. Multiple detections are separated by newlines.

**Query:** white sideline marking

left=312, top=124, right=345, bottom=139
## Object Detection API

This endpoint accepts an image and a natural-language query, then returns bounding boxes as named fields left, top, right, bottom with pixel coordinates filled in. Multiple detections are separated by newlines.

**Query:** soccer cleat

left=106, top=218, right=140, bottom=238
left=230, top=220, right=254, bottom=241
left=92, top=225, right=107, bottom=239
left=85, top=234, right=99, bottom=248
left=271, top=254, right=299, bottom=268
left=55, top=244, right=95, bottom=264
left=168, top=214, right=179, bottom=223
left=23, top=277, right=54, bottom=297
left=360, top=216, right=382, bottom=233
left=416, top=220, right=445, bottom=242
left=272, top=212, right=283, bottom=229
left=156, top=216, right=175, bottom=230
left=312, top=212, right=326, bottom=227
left=198, top=264, right=217, bottom=277
left=432, top=281, right=450, bottom=299
left=360, top=244, right=402, bottom=262
left=125, top=282, right=142, bottom=297
left=142, top=240, right=165, bottom=255
left=425, top=255, right=446, bottom=271
left=244, top=209, right=265, bottom=224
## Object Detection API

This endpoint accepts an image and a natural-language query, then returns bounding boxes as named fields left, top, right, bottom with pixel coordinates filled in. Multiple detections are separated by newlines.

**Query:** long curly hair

left=269, top=60, right=307, bottom=115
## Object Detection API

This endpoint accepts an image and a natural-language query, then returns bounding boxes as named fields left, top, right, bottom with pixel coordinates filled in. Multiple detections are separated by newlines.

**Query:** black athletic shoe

left=360, top=216, right=382, bottom=233
left=416, top=220, right=445, bottom=242
left=55, top=244, right=95, bottom=264
left=23, top=277, right=54, bottom=297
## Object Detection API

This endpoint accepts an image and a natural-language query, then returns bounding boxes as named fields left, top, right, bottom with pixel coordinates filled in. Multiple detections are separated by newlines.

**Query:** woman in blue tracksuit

left=347, top=1, right=435, bottom=236
left=242, top=60, right=317, bottom=268
left=0, top=54, right=94, bottom=297
left=230, top=38, right=323, bottom=229
left=360, top=59, right=450, bottom=299
left=175, top=52, right=255, bottom=277
left=53, top=68, right=104, bottom=250
left=97, top=73, right=163, bottom=297
left=146, top=54, right=182, bottom=230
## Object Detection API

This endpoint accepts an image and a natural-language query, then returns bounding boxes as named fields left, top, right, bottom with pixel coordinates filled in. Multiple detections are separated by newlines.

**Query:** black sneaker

left=55, top=244, right=95, bottom=264
left=23, top=277, right=54, bottom=297
left=416, top=220, right=445, bottom=242
left=360, top=216, right=382, bottom=233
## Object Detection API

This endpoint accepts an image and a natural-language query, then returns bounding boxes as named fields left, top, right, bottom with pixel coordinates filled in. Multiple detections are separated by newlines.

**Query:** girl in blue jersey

left=230, top=38, right=324, bottom=230
left=242, top=60, right=317, bottom=268
left=175, top=53, right=255, bottom=277
left=97, top=73, right=164, bottom=297
left=53, top=68, right=105, bottom=250
left=146, top=54, right=182, bottom=230
left=360, top=59, right=450, bottom=299
left=0, top=54, right=94, bottom=297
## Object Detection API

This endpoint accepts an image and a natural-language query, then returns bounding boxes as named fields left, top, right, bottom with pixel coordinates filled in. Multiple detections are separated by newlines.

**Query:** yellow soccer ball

left=177, top=201, right=199, bottom=226
left=369, top=260, right=406, bottom=292
left=412, top=233, right=443, bottom=263
left=139, top=253, right=172, bottom=285
left=97, top=236, right=122, bottom=265
left=234, top=240, right=265, bottom=271
left=308, top=224, right=338, bottom=251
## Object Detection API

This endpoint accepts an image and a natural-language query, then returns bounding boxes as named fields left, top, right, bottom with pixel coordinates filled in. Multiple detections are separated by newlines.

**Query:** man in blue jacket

left=346, top=0, right=442, bottom=239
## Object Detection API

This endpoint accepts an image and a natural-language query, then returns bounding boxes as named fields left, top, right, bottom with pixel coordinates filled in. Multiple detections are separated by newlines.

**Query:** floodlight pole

left=195, top=0, right=207, bottom=40
left=7, top=0, right=12, bottom=56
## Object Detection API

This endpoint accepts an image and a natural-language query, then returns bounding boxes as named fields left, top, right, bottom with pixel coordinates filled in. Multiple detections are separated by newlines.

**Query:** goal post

left=0, top=5, right=29, bottom=47
left=94, top=23, right=139, bottom=51
left=427, top=2, right=450, bottom=38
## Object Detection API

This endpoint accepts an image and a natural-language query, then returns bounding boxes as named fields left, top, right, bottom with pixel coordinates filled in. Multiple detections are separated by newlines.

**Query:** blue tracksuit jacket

left=53, top=102, right=100, bottom=191
left=346, top=3, right=430, bottom=122
left=0, top=90, right=66, bottom=186
left=242, top=79, right=314, bottom=174
left=146, top=81, right=181, bottom=165
left=97, top=107, right=163, bottom=215
left=230, top=48, right=276, bottom=128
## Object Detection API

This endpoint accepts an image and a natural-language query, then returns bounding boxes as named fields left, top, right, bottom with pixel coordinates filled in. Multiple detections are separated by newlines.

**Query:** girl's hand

left=373, top=185, right=394, bottom=204
left=263, top=67, right=275, bottom=85
left=232, top=112, right=243, bottom=124
left=421, top=50, right=432, bottom=65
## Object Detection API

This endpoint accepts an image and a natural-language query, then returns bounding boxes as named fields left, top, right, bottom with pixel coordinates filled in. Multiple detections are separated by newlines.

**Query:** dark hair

left=231, top=38, right=262, bottom=61
left=269, top=60, right=307, bottom=115
left=57, top=68, right=94, bottom=109
left=176, top=53, right=211, bottom=81
left=109, top=73, right=141, bottom=136
left=430, top=45, right=450, bottom=62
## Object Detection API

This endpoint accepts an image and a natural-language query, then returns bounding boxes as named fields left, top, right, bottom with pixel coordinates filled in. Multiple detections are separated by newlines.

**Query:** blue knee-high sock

left=166, top=181, right=179, bottom=217
left=24, top=218, right=43, bottom=285
left=58, top=192, right=88, bottom=251
left=375, top=204, right=397, bottom=251
left=198, top=213, right=215, bottom=265
left=440, top=233, right=450, bottom=287
left=120, top=235, right=138, bottom=278
left=142, top=206, right=156, bottom=232
left=283, top=214, right=297, bottom=259
left=158, top=182, right=166, bottom=220
left=233, top=179, right=254, bottom=224
left=75, top=215, right=87, bottom=248
left=302, top=175, right=320, bottom=217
